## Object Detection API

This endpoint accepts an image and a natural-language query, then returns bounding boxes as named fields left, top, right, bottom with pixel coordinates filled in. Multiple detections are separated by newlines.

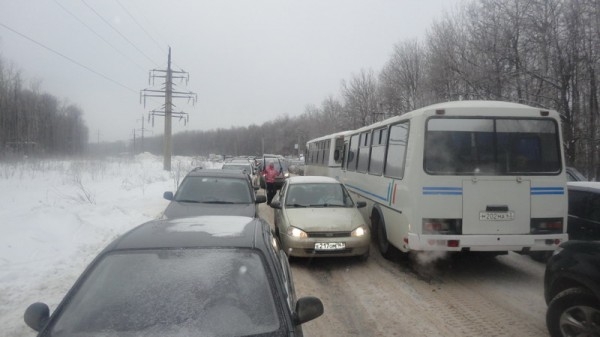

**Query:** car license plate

left=314, top=242, right=346, bottom=250
left=479, top=211, right=515, bottom=221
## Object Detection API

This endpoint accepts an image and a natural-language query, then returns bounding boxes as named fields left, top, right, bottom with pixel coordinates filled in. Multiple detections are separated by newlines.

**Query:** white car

left=269, top=176, right=370, bottom=259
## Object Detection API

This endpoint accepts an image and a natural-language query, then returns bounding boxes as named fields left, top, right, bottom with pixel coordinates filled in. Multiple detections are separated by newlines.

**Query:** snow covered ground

left=0, top=153, right=217, bottom=336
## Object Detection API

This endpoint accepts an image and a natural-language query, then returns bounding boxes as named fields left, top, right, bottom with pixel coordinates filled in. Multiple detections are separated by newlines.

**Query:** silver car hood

left=285, top=207, right=364, bottom=231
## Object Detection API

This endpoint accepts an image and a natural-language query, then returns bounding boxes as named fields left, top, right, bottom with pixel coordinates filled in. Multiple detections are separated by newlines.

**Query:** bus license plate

left=315, top=242, right=345, bottom=250
left=479, top=211, right=515, bottom=221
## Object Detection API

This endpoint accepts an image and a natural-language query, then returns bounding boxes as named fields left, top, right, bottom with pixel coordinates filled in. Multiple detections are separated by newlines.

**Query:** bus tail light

left=530, top=218, right=563, bottom=234
left=422, top=219, right=462, bottom=234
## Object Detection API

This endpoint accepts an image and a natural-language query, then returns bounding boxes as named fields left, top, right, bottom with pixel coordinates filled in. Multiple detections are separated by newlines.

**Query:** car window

left=285, top=183, right=354, bottom=207
left=569, top=190, right=589, bottom=218
left=222, top=164, right=252, bottom=174
left=50, top=248, right=283, bottom=336
left=175, top=177, right=252, bottom=203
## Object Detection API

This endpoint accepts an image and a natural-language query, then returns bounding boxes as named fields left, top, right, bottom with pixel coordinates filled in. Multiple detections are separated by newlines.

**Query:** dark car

left=24, top=216, right=324, bottom=336
left=567, top=181, right=600, bottom=241
left=162, top=169, right=266, bottom=219
left=544, top=240, right=600, bottom=337
left=259, top=155, right=292, bottom=190
left=566, top=166, right=587, bottom=182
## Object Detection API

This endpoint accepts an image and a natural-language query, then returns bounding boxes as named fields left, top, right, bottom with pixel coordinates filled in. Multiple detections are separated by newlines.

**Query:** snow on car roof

left=567, top=181, right=600, bottom=192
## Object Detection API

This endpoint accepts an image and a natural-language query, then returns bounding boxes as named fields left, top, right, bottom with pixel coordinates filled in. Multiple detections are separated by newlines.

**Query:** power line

left=0, top=21, right=137, bottom=93
left=115, top=0, right=165, bottom=55
left=81, top=0, right=159, bottom=67
left=52, top=0, right=147, bottom=73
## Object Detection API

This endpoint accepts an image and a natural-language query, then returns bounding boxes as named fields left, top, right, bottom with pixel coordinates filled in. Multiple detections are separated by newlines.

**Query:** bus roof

left=352, top=100, right=559, bottom=133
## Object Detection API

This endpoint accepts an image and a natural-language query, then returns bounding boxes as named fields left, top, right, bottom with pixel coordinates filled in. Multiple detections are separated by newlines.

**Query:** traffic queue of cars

left=23, top=159, right=599, bottom=337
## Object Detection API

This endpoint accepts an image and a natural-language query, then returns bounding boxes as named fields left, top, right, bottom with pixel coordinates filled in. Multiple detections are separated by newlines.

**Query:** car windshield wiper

left=322, top=203, right=344, bottom=207
left=287, top=203, right=308, bottom=208
left=175, top=199, right=202, bottom=203
left=200, top=201, right=236, bottom=204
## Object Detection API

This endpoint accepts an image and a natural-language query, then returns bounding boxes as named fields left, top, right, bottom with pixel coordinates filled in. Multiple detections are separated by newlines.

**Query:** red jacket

left=263, top=166, right=279, bottom=183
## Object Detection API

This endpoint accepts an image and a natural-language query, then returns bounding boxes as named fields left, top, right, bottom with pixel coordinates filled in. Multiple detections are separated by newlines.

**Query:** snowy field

left=0, top=153, right=217, bottom=336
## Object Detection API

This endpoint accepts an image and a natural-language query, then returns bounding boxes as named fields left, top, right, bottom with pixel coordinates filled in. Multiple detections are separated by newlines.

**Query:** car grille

left=307, top=231, right=351, bottom=238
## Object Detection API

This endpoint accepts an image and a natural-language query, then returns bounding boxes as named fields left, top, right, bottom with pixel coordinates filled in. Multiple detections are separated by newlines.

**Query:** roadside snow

left=0, top=154, right=214, bottom=336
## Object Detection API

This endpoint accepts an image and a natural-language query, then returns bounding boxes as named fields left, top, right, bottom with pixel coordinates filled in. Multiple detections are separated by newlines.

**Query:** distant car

left=269, top=176, right=370, bottom=259
left=162, top=169, right=266, bottom=219
left=221, top=161, right=258, bottom=187
left=567, top=181, right=600, bottom=241
left=544, top=240, right=600, bottom=337
left=566, top=166, right=587, bottom=182
left=24, top=216, right=324, bottom=336
left=289, top=159, right=305, bottom=176
left=259, top=154, right=293, bottom=190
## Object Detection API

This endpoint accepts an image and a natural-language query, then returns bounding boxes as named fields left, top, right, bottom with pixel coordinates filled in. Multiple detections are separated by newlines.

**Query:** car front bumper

left=281, top=233, right=370, bottom=258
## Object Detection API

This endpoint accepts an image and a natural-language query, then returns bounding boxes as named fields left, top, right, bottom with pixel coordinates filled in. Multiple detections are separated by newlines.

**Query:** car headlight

left=351, top=225, right=368, bottom=237
left=287, top=226, right=308, bottom=238
left=284, top=172, right=290, bottom=178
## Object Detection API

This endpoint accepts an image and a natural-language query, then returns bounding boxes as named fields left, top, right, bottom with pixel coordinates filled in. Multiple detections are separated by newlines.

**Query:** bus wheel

left=373, top=213, right=398, bottom=260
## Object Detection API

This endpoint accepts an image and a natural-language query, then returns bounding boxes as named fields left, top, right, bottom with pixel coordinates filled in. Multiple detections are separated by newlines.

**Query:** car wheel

left=546, top=287, right=600, bottom=337
left=373, top=212, right=398, bottom=260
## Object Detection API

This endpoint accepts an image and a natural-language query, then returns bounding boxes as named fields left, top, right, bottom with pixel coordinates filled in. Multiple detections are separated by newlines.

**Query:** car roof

left=287, top=176, right=340, bottom=184
left=105, top=216, right=265, bottom=251
left=185, top=168, right=249, bottom=179
left=567, top=181, right=600, bottom=193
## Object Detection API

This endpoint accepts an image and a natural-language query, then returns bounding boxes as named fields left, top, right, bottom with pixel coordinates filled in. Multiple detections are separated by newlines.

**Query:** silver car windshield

left=285, top=183, right=354, bottom=208
left=50, top=249, right=281, bottom=337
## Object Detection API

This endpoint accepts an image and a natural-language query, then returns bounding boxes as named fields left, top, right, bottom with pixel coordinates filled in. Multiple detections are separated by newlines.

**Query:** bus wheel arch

left=371, top=207, right=399, bottom=260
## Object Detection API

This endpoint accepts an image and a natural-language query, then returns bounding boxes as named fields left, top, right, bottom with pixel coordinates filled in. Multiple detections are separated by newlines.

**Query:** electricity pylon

left=140, top=47, right=197, bottom=170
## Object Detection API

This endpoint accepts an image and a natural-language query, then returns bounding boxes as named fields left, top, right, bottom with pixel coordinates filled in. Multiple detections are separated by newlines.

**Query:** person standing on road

left=263, top=162, right=279, bottom=204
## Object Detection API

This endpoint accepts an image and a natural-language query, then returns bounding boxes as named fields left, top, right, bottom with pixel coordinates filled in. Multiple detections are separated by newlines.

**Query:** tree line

left=141, top=0, right=597, bottom=180
left=3, top=0, right=599, bottom=180
left=0, top=58, right=88, bottom=158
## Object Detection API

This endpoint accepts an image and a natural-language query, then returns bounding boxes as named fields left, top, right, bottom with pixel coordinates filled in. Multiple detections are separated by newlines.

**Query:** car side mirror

left=294, top=296, right=324, bottom=325
left=163, top=191, right=174, bottom=201
left=270, top=200, right=282, bottom=209
left=24, top=302, right=50, bottom=332
left=255, top=195, right=267, bottom=204
left=254, top=186, right=260, bottom=191
left=356, top=201, right=366, bottom=208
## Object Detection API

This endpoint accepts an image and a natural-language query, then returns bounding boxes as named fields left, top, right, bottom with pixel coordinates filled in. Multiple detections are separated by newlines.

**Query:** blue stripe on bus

left=531, top=187, right=564, bottom=195
left=345, top=184, right=388, bottom=202
left=422, top=187, right=463, bottom=195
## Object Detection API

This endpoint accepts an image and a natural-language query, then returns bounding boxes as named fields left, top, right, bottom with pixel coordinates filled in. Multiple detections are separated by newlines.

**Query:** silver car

left=269, top=176, right=370, bottom=258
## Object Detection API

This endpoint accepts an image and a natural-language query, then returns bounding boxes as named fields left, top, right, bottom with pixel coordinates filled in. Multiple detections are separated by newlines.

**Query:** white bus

left=304, top=130, right=354, bottom=178
left=309, top=101, right=568, bottom=259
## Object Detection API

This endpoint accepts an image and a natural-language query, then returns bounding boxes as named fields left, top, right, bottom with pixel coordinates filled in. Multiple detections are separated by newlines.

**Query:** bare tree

left=341, top=69, right=380, bottom=128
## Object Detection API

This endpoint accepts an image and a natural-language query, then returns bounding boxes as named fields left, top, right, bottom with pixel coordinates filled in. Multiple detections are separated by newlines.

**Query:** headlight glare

left=287, top=226, right=308, bottom=238
left=351, top=225, right=368, bottom=237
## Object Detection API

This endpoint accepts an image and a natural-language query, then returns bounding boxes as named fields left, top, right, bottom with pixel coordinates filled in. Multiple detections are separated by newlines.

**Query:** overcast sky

left=0, top=0, right=460, bottom=142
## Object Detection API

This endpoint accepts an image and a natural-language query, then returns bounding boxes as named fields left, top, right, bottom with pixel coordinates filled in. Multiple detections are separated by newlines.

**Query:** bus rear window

left=424, top=118, right=561, bottom=175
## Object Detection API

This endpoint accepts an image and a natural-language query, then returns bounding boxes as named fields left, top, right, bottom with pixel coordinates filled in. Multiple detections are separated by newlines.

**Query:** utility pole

left=140, top=47, right=197, bottom=170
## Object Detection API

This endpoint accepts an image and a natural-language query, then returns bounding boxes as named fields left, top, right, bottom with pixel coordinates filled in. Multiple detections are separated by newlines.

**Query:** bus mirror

left=333, top=149, right=340, bottom=161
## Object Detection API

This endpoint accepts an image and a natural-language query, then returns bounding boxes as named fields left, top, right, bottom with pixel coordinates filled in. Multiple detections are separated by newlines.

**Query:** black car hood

left=163, top=202, right=257, bottom=219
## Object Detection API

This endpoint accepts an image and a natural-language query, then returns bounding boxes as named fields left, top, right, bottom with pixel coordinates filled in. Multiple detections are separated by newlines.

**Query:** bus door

left=462, top=178, right=531, bottom=234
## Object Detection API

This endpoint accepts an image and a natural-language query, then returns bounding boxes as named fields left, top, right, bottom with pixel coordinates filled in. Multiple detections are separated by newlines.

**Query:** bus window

left=424, top=118, right=561, bottom=175
left=369, top=127, right=387, bottom=175
left=385, top=122, right=409, bottom=179
left=346, top=134, right=359, bottom=171
left=357, top=131, right=371, bottom=173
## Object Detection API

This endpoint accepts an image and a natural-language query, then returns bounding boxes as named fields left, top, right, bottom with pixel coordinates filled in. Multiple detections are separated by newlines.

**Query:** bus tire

left=373, top=211, right=398, bottom=260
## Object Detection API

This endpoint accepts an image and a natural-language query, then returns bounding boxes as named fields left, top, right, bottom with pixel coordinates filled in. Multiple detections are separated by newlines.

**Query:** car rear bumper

left=407, top=233, right=569, bottom=252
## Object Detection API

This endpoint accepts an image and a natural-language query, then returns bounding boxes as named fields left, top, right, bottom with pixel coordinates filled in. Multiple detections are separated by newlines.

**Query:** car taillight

left=530, top=218, right=563, bottom=234
left=422, top=219, right=462, bottom=234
